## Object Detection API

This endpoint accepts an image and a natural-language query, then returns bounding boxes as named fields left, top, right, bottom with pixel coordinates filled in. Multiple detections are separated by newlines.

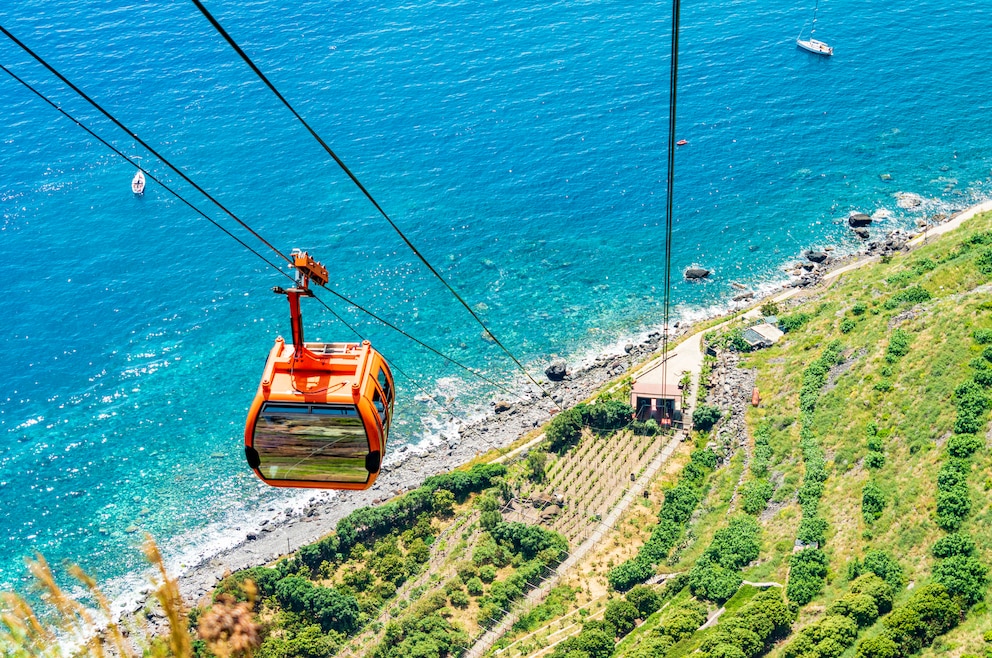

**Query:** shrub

left=938, top=458, right=968, bottom=489
left=947, top=433, right=984, bottom=458
left=797, top=515, right=828, bottom=545
left=478, top=564, right=497, bottom=583
left=977, top=246, right=992, bottom=275
left=852, top=301, right=868, bottom=316
left=866, top=434, right=884, bottom=452
left=581, top=400, right=635, bottom=432
left=782, top=614, right=858, bottom=658
left=850, top=573, right=894, bottom=614
left=856, top=634, right=900, bottom=658
left=828, top=593, right=879, bottom=627
left=703, top=516, right=761, bottom=570
left=274, top=576, right=360, bottom=634
left=466, top=576, right=484, bottom=596
left=787, top=548, right=829, bottom=605
left=449, top=588, right=469, bottom=608
left=608, top=557, right=653, bottom=592
left=779, top=312, right=812, bottom=333
left=882, top=584, right=960, bottom=655
left=862, top=551, right=904, bottom=591
left=931, top=555, right=988, bottom=606
left=886, top=329, right=912, bottom=359
left=525, top=451, right=548, bottom=484
left=625, top=584, right=662, bottom=618
left=604, top=599, right=639, bottom=637
left=974, top=328, right=992, bottom=344
left=694, top=404, right=723, bottom=432
left=549, top=628, right=614, bottom=658
left=657, top=600, right=708, bottom=643
left=740, top=479, right=775, bottom=515
left=864, top=451, right=885, bottom=469
left=840, top=318, right=856, bottom=334
left=862, top=481, right=886, bottom=523
left=936, top=485, right=972, bottom=531
left=688, top=559, right=743, bottom=603
left=931, top=533, right=976, bottom=558
left=545, top=407, right=584, bottom=452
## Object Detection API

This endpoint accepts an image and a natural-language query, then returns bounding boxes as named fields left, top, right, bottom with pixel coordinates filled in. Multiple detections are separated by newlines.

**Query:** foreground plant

left=0, top=537, right=259, bottom=658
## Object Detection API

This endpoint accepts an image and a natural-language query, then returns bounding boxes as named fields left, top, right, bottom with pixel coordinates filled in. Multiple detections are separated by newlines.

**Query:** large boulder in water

left=848, top=212, right=872, bottom=228
left=684, top=267, right=710, bottom=280
left=806, top=250, right=828, bottom=264
left=545, top=359, right=568, bottom=381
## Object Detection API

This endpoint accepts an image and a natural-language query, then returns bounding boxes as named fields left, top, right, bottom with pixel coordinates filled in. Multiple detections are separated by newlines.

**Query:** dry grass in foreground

left=0, top=537, right=259, bottom=658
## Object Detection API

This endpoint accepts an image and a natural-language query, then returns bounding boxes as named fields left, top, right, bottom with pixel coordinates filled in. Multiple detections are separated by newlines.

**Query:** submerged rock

left=684, top=267, right=710, bottom=280
left=896, top=192, right=924, bottom=209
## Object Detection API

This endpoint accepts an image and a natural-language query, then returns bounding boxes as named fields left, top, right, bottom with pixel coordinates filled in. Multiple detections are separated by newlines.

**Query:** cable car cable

left=189, top=0, right=561, bottom=410
left=0, top=23, right=292, bottom=268
left=311, top=289, right=528, bottom=401
left=0, top=53, right=523, bottom=405
left=0, top=61, right=289, bottom=280
left=660, top=0, right=682, bottom=415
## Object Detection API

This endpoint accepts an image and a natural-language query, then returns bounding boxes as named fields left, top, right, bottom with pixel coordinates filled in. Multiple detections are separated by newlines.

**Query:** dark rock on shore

left=848, top=212, right=872, bottom=228
left=494, top=400, right=512, bottom=413
left=806, top=251, right=828, bottom=264
left=866, top=229, right=912, bottom=258
left=854, top=227, right=870, bottom=240
left=545, top=359, right=569, bottom=381
left=684, top=267, right=710, bottom=280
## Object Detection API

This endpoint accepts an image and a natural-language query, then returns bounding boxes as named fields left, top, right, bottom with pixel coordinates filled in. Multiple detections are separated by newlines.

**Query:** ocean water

left=1, top=0, right=990, bottom=600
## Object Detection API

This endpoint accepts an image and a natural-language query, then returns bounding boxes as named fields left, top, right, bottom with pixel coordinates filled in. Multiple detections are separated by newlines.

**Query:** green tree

left=931, top=555, right=988, bottom=605
left=931, top=532, right=976, bottom=558
left=855, top=635, right=900, bottom=658
left=625, top=584, right=662, bottom=618
left=525, top=451, right=548, bottom=484
left=604, top=598, right=639, bottom=637
left=546, top=407, right=585, bottom=452
left=862, top=550, right=904, bottom=591
left=693, top=405, right=723, bottom=432
left=432, top=489, right=456, bottom=517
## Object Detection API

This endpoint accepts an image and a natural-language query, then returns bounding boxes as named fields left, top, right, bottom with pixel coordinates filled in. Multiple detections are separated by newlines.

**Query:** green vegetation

left=688, top=516, right=761, bottom=603
left=785, top=341, right=843, bottom=605
left=608, top=448, right=717, bottom=591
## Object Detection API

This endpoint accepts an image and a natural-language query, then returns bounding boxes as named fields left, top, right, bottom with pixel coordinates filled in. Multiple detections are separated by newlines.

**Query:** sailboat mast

left=811, top=0, right=819, bottom=36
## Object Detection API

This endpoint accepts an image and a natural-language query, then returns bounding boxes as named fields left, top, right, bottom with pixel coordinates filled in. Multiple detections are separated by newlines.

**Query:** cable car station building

left=630, top=372, right=684, bottom=428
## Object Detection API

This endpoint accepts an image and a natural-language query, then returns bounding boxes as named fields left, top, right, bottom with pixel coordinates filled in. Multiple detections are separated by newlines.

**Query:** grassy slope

left=185, top=213, right=992, bottom=658
left=741, top=212, right=992, bottom=657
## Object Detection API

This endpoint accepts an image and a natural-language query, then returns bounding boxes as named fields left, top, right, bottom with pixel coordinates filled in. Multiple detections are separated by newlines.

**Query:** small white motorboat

left=131, top=170, right=145, bottom=195
left=796, top=37, right=833, bottom=56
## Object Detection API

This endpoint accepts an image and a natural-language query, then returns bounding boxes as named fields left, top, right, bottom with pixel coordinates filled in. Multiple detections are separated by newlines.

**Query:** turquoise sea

left=1, top=0, right=990, bottom=601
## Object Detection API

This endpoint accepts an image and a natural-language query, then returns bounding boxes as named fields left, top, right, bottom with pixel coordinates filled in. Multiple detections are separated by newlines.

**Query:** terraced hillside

left=7, top=213, right=992, bottom=658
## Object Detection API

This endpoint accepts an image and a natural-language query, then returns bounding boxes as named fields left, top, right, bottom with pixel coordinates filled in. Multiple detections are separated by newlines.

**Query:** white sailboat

left=131, top=170, right=146, bottom=195
left=797, top=0, right=833, bottom=56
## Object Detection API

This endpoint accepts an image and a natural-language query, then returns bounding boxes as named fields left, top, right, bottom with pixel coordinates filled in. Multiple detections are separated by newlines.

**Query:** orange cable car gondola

left=244, top=250, right=394, bottom=490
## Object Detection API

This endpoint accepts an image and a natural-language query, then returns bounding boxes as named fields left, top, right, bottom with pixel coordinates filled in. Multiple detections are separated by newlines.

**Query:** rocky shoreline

left=160, top=200, right=980, bottom=617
